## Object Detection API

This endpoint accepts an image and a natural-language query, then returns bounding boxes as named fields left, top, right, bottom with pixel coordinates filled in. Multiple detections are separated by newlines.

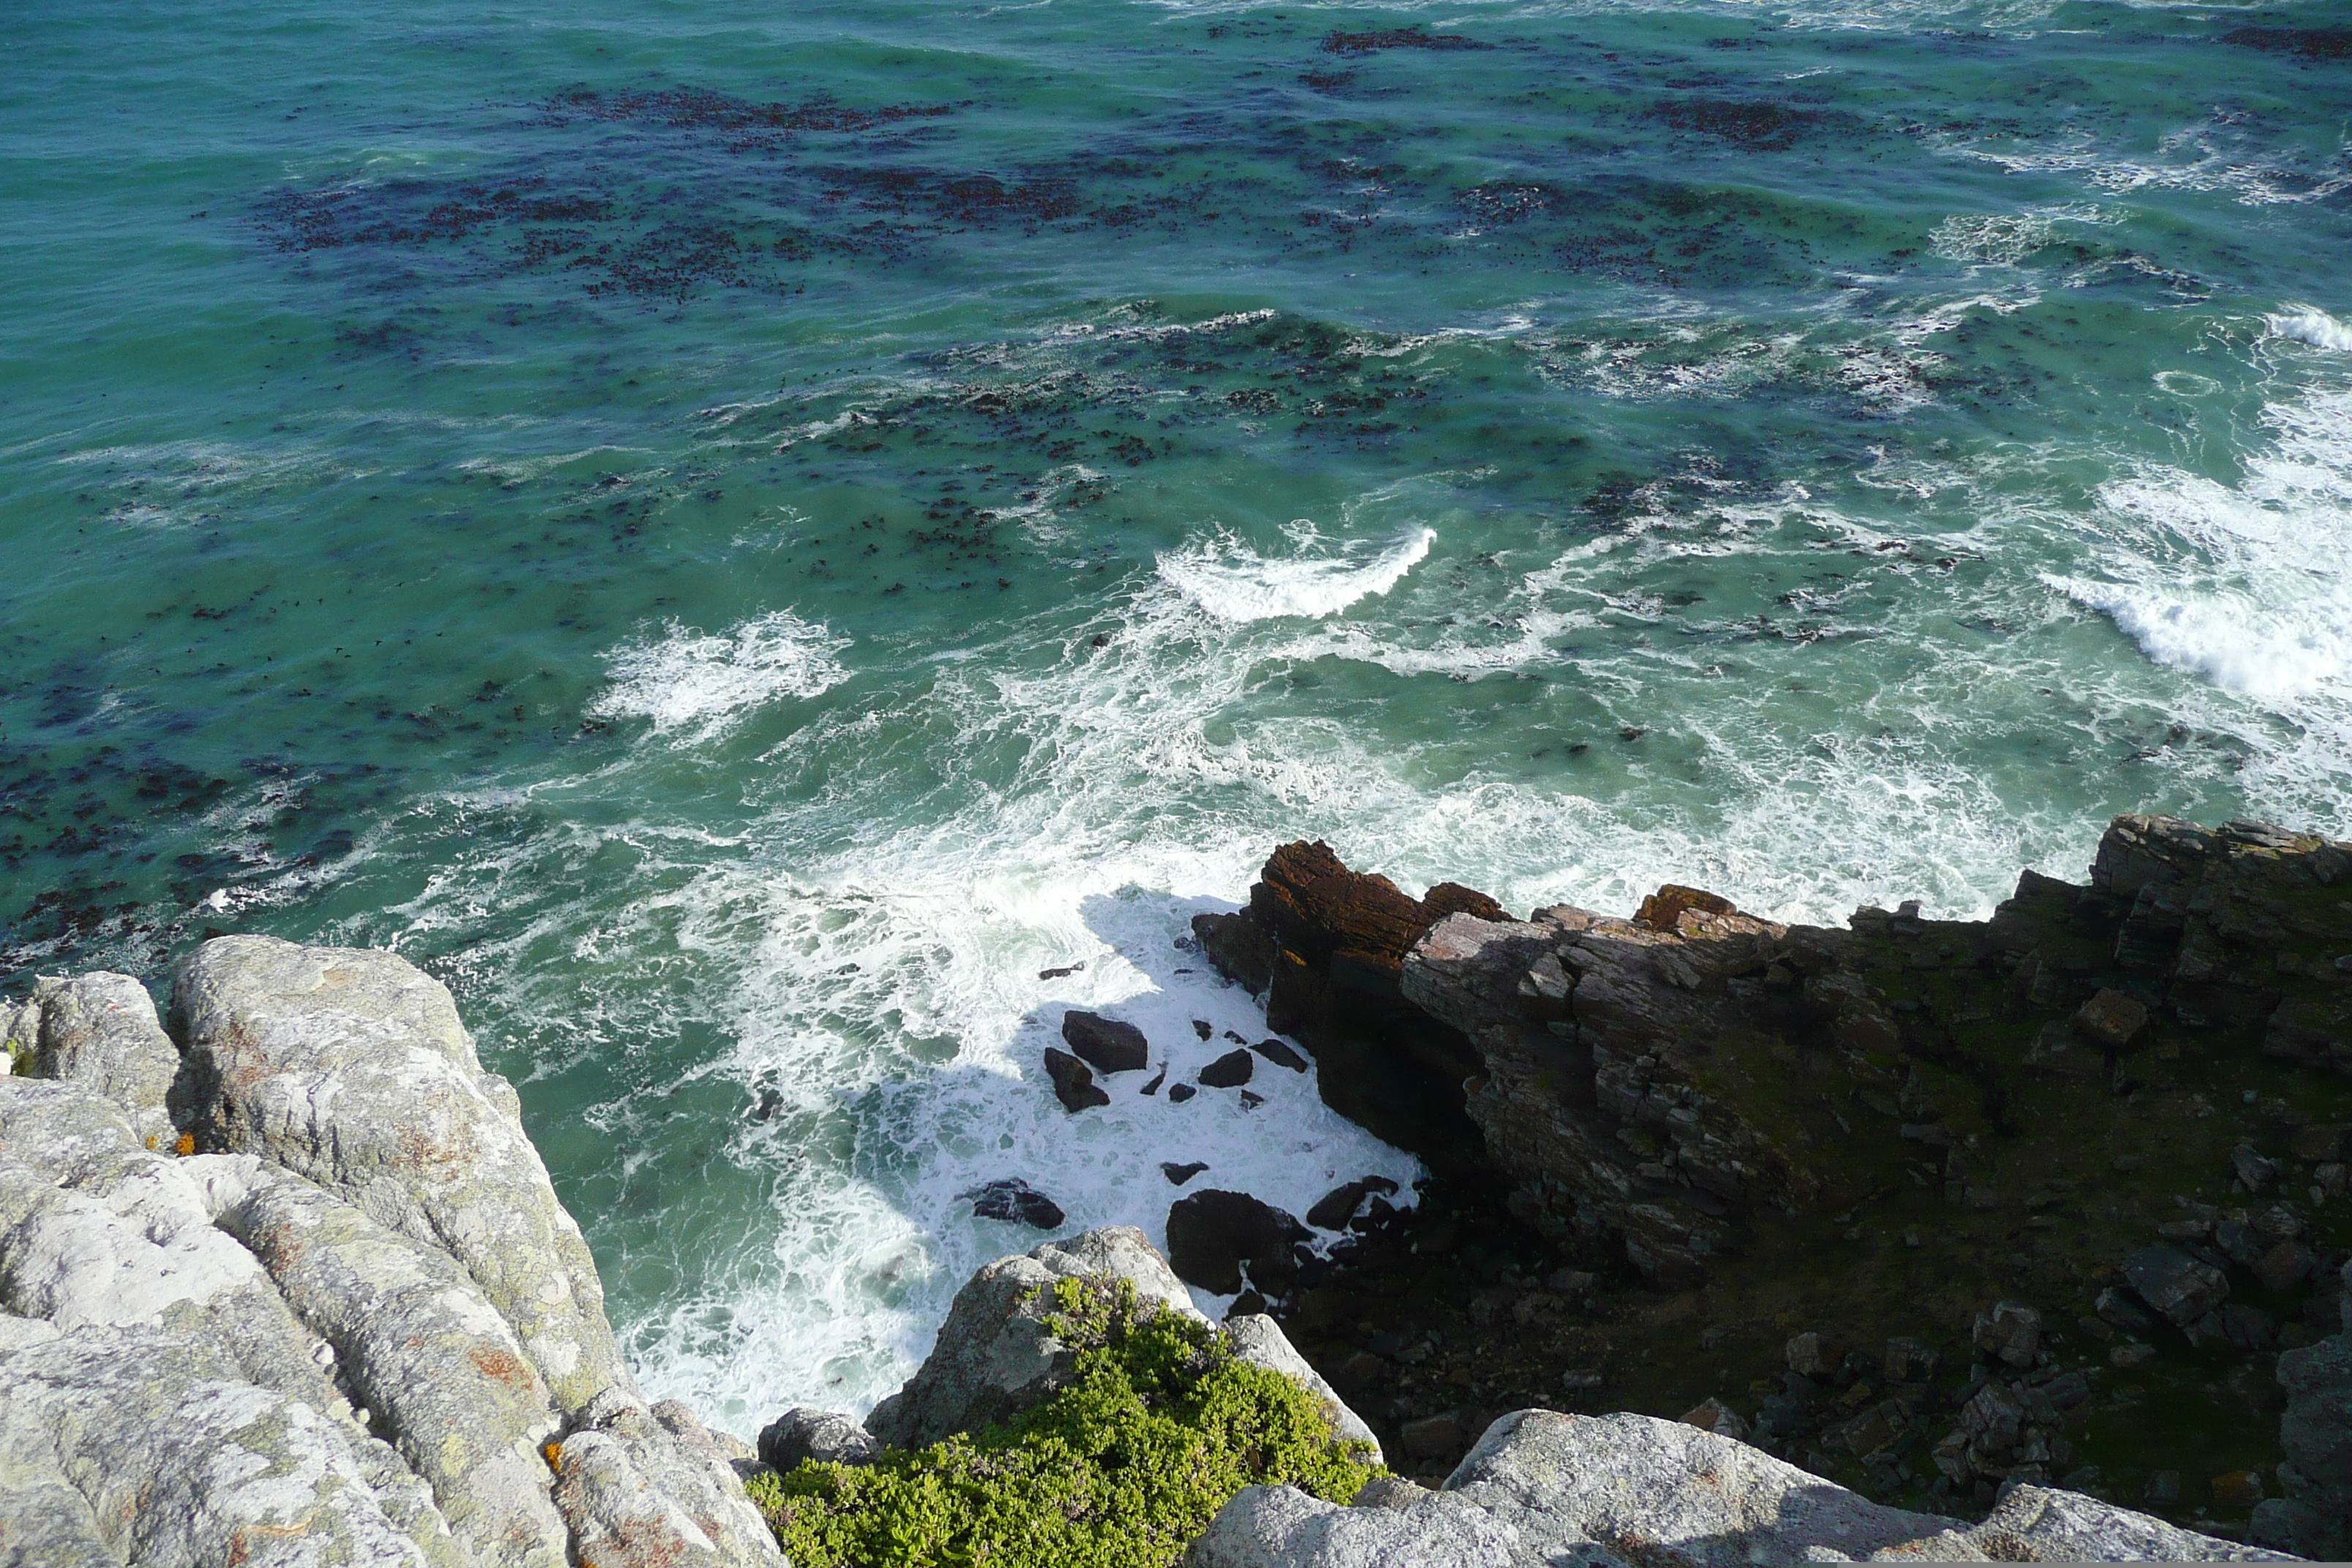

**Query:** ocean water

left=4, top=0, right=2350, bottom=1434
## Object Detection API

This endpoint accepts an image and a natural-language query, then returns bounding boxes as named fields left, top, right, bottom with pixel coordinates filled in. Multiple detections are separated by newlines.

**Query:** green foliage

left=748, top=1277, right=1382, bottom=1568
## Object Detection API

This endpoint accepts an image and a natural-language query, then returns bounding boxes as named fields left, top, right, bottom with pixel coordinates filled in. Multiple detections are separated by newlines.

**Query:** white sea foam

left=2049, top=386, right=2352, bottom=749
left=1156, top=527, right=1434, bottom=622
left=592, top=611, right=851, bottom=739
left=2268, top=307, right=2352, bottom=354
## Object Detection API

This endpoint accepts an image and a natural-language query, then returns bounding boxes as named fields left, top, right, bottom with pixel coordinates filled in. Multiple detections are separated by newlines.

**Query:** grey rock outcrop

left=862, top=1226, right=1381, bottom=1465
left=1, top=944, right=783, bottom=1568
left=3, top=970, right=180, bottom=1149
left=758, top=1406, right=881, bottom=1471
left=866, top=1224, right=1205, bottom=1449
left=173, top=935, right=622, bottom=1414
left=1186, top=1409, right=2281, bottom=1567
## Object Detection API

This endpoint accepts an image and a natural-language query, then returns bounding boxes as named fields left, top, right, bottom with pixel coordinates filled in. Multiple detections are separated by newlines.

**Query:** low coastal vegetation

left=748, top=1278, right=1382, bottom=1567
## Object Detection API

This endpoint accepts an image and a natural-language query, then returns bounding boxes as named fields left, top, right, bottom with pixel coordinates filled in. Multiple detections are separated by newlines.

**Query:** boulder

left=2, top=971, right=181, bottom=1149
left=1253, top=1039, right=1311, bottom=1072
left=1199, top=1049, right=1256, bottom=1089
left=546, top=1390, right=779, bottom=1568
left=1305, top=1176, right=1399, bottom=1232
left=1970, top=1482, right=2293, bottom=1561
left=1183, top=1483, right=1531, bottom=1568
left=757, top=1406, right=880, bottom=1471
left=865, top=1226, right=1202, bottom=1450
left=963, top=1177, right=1066, bottom=1229
left=1044, top=1047, right=1109, bottom=1112
left=1061, top=1011, right=1149, bottom=1074
left=2124, top=1245, right=2230, bottom=1329
left=1972, top=1301, right=2042, bottom=1368
left=1166, top=1190, right=1312, bottom=1296
left=2073, top=988, right=2150, bottom=1049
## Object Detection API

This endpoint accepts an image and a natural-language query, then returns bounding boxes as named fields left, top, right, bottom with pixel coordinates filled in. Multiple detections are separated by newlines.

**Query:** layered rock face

left=1196, top=818, right=2352, bottom=1534
left=0, top=937, right=778, bottom=1568
left=1186, top=1409, right=2283, bottom=1565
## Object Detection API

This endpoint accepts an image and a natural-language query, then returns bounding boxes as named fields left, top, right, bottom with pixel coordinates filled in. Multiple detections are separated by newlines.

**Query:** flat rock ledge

left=1, top=937, right=780, bottom=1568
left=1187, top=1409, right=2289, bottom=1566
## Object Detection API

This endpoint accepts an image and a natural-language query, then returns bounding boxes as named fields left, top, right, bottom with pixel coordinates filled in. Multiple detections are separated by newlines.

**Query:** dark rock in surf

left=962, top=1179, right=1066, bottom=1229
left=1252, top=1038, right=1310, bottom=1072
left=1166, top=1189, right=1312, bottom=1296
left=1060, top=1011, right=1148, bottom=1074
left=1199, top=1049, right=1256, bottom=1089
left=1042, top=1047, right=1108, bottom=1113
left=1167, top=1082, right=1197, bottom=1104
left=1162, top=1161, right=1208, bottom=1186
left=1307, top=1176, right=1400, bottom=1232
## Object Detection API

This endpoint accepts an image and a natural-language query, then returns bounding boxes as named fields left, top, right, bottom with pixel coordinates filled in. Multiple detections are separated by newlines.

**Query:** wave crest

left=1156, top=527, right=1434, bottom=622
left=593, top=611, right=851, bottom=739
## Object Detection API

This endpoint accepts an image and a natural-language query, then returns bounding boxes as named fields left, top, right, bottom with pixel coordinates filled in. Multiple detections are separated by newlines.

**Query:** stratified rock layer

left=1, top=938, right=780, bottom=1568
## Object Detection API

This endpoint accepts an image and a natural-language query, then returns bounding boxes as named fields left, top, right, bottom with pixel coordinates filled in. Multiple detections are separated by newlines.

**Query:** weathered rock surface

left=861, top=1226, right=1381, bottom=1467
left=758, top=1406, right=881, bottom=1471
left=1187, top=1409, right=2281, bottom=1566
left=173, top=935, right=623, bottom=1414
left=1062, top=1010, right=1150, bottom=1074
left=2, top=971, right=181, bottom=1150
left=1, top=941, right=781, bottom=1567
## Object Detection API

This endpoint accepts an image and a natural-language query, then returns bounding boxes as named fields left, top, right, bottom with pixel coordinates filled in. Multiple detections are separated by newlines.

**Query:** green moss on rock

left=748, top=1277, right=1381, bottom=1568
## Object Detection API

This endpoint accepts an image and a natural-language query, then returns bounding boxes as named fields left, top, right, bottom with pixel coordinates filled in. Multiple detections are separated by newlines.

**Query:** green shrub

left=747, top=1277, right=1382, bottom=1568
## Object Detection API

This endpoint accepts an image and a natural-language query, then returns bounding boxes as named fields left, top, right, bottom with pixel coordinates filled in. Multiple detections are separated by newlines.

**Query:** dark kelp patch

left=1322, top=27, right=1491, bottom=56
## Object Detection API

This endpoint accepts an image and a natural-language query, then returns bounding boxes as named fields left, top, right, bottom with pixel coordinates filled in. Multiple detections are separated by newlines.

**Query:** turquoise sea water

left=5, top=0, right=2350, bottom=1431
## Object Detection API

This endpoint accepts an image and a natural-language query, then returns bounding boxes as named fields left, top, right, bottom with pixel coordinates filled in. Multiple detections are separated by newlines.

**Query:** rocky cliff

left=1190, top=815, right=2352, bottom=1551
left=1, top=937, right=777, bottom=1567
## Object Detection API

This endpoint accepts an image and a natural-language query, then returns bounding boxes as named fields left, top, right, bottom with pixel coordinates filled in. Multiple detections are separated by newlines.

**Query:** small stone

left=2145, top=1469, right=2182, bottom=1504
left=1036, top=963, right=1083, bottom=980
left=1238, top=1090, right=1264, bottom=1109
left=1042, top=1047, right=1109, bottom=1113
left=1679, top=1397, right=1748, bottom=1441
left=1198, top=1049, right=1256, bottom=1088
left=2109, top=1341, right=2157, bottom=1368
left=1547, top=1269, right=1597, bottom=1297
left=2073, top=988, right=2151, bottom=1049
left=1882, top=1336, right=1939, bottom=1382
left=2212, top=1470, right=2265, bottom=1510
left=1061, top=1011, right=1149, bottom=1074
left=1972, top=1301, right=2042, bottom=1367
left=2231, top=1143, right=2280, bottom=1191
left=2255, top=1240, right=2315, bottom=1294
left=1139, top=1066, right=1166, bottom=1096
left=1559, top=1369, right=1602, bottom=1390
left=1161, top=1161, right=1208, bottom=1186
left=1785, top=1332, right=1831, bottom=1377
left=1167, top=1082, right=1197, bottom=1104
left=1251, top=1039, right=1309, bottom=1071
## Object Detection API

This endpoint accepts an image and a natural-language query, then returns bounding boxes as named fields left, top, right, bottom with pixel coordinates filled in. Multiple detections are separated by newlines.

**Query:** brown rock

left=1679, top=1397, right=1748, bottom=1441
left=2073, top=988, right=2151, bottom=1049
left=1042, top=1048, right=1108, bottom=1113
left=2212, top=1470, right=2265, bottom=1510
left=1632, top=883, right=1737, bottom=934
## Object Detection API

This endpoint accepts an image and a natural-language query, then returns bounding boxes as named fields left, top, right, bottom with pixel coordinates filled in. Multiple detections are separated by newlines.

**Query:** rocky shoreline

left=3, top=810, right=2347, bottom=1562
